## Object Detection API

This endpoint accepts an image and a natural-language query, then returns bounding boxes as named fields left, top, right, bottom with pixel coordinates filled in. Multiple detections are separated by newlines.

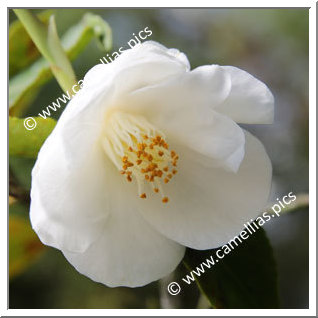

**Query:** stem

left=266, top=193, right=309, bottom=216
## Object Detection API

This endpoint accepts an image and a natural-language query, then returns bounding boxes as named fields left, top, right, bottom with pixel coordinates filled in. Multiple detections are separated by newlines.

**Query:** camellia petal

left=214, top=66, right=274, bottom=124
left=182, top=65, right=232, bottom=106
left=82, top=40, right=190, bottom=94
left=123, top=69, right=243, bottom=172
left=30, top=132, right=112, bottom=253
left=154, top=109, right=245, bottom=173
left=136, top=130, right=272, bottom=250
left=62, top=163, right=185, bottom=287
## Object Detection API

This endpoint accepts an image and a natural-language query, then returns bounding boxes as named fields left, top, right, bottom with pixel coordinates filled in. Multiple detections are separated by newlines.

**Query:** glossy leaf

left=9, top=116, right=56, bottom=158
left=183, top=228, right=279, bottom=309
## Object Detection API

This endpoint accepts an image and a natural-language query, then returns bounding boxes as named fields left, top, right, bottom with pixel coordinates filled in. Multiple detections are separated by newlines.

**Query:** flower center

left=102, top=111, right=179, bottom=203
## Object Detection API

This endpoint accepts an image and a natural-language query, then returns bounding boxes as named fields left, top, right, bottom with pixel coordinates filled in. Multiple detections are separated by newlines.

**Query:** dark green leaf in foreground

left=9, top=116, right=56, bottom=158
left=9, top=13, right=112, bottom=116
left=183, top=227, right=279, bottom=309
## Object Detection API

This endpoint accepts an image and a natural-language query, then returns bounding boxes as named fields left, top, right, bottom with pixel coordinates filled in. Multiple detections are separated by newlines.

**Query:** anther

left=162, top=197, right=169, bottom=203
left=104, top=112, right=179, bottom=204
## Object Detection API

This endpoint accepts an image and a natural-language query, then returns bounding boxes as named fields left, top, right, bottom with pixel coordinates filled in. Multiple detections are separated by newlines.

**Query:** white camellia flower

left=30, top=41, right=274, bottom=287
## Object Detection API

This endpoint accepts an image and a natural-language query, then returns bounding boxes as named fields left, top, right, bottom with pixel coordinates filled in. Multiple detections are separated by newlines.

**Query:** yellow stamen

left=102, top=111, right=179, bottom=204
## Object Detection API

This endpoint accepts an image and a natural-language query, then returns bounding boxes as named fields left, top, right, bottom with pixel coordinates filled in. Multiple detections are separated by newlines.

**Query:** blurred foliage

left=9, top=195, right=17, bottom=205
left=9, top=12, right=112, bottom=116
left=9, top=8, right=309, bottom=309
left=9, top=117, right=56, bottom=158
left=9, top=204, right=46, bottom=278
left=9, top=10, right=54, bottom=77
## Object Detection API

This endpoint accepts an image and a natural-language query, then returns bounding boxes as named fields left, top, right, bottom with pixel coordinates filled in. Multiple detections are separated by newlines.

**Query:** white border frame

left=2, top=1, right=316, bottom=316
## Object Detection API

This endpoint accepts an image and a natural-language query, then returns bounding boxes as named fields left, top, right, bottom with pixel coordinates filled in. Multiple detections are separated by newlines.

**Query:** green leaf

left=47, top=14, right=77, bottom=93
left=56, top=12, right=112, bottom=61
left=9, top=58, right=52, bottom=116
left=81, top=12, right=112, bottom=52
left=9, top=116, right=56, bottom=158
left=9, top=13, right=112, bottom=116
left=9, top=9, right=54, bottom=77
left=183, top=228, right=279, bottom=309
left=13, top=9, right=55, bottom=65
left=9, top=213, right=45, bottom=278
left=14, top=9, right=77, bottom=96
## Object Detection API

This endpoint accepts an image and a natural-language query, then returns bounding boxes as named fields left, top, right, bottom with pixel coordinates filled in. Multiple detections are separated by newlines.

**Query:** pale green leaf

left=47, top=14, right=77, bottom=93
